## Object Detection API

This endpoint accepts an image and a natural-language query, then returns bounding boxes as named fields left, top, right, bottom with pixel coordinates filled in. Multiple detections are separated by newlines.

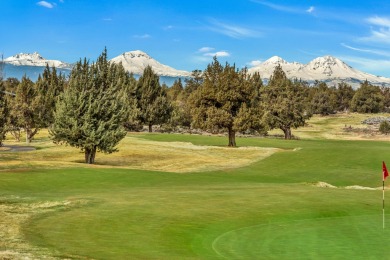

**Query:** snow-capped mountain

left=251, top=56, right=304, bottom=78
left=248, top=55, right=390, bottom=87
left=110, top=50, right=191, bottom=77
left=4, top=52, right=71, bottom=69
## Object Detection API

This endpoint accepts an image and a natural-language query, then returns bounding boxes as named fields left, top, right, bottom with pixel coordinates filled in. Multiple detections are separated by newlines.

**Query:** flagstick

left=383, top=179, right=385, bottom=229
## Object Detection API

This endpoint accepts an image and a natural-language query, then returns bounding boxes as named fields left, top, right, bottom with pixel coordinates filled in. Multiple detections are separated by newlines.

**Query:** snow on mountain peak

left=263, top=56, right=288, bottom=65
left=4, top=52, right=70, bottom=68
left=110, top=50, right=190, bottom=77
left=248, top=56, right=303, bottom=79
left=248, top=55, right=390, bottom=87
left=10, top=52, right=44, bottom=61
left=306, top=55, right=354, bottom=77
left=120, top=50, right=152, bottom=60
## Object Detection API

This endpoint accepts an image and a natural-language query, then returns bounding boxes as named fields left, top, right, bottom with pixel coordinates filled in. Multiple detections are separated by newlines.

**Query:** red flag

left=383, top=161, right=389, bottom=180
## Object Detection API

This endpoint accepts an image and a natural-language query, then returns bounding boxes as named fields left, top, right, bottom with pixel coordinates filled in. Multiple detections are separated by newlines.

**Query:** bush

left=379, top=120, right=390, bottom=135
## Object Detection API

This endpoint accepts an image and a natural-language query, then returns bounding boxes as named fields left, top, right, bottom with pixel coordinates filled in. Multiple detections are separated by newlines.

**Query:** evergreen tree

left=336, top=82, right=355, bottom=112
left=34, top=64, right=65, bottom=127
left=351, top=80, right=383, bottom=113
left=0, top=79, right=8, bottom=146
left=167, top=78, right=184, bottom=101
left=12, top=76, right=40, bottom=144
left=3, top=78, right=19, bottom=94
left=381, top=86, right=390, bottom=112
left=262, top=65, right=310, bottom=139
left=122, top=72, right=141, bottom=131
left=50, top=49, right=129, bottom=164
left=4, top=80, right=21, bottom=141
left=184, top=70, right=203, bottom=98
left=189, top=57, right=263, bottom=146
left=135, top=66, right=172, bottom=132
left=310, top=82, right=336, bottom=116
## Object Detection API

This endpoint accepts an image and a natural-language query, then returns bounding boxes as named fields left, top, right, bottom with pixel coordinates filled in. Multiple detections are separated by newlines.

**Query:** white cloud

left=198, top=47, right=215, bottom=53
left=306, top=6, right=315, bottom=13
left=203, top=51, right=230, bottom=57
left=341, top=43, right=390, bottom=57
left=250, top=0, right=300, bottom=13
left=164, top=25, right=174, bottom=30
left=208, top=19, right=261, bottom=39
left=367, top=16, right=390, bottom=27
left=251, top=0, right=314, bottom=15
left=361, top=16, right=390, bottom=43
left=133, top=34, right=151, bottom=39
left=37, top=1, right=54, bottom=8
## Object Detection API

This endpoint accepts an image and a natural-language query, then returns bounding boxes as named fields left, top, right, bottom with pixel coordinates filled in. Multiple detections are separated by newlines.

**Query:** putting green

left=212, top=214, right=390, bottom=259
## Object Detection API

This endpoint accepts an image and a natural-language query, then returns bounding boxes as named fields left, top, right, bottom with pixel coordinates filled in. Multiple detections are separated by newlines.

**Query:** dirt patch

left=312, top=181, right=337, bottom=188
left=311, top=182, right=383, bottom=190
left=0, top=145, right=36, bottom=152
left=345, top=185, right=378, bottom=190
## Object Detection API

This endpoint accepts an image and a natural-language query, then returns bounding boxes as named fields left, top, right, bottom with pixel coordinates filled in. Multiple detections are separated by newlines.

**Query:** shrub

left=379, top=120, right=390, bottom=135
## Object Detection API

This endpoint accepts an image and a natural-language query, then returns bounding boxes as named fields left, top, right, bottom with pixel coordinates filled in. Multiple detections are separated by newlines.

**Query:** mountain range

left=248, top=55, right=390, bottom=88
left=2, top=51, right=390, bottom=88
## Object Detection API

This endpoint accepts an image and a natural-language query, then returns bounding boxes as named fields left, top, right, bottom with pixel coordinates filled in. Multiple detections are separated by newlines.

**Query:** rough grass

left=0, top=132, right=279, bottom=173
left=271, top=113, right=390, bottom=140
left=0, top=196, right=87, bottom=259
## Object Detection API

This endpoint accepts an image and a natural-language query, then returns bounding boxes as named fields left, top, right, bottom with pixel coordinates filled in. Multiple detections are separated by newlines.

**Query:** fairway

left=1, top=114, right=390, bottom=259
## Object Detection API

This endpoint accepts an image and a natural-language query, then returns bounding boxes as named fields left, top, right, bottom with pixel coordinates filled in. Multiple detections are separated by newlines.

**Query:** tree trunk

left=148, top=123, right=153, bottom=133
left=85, top=147, right=97, bottom=164
left=228, top=128, right=236, bottom=147
left=25, top=128, right=31, bottom=144
left=281, top=127, right=292, bottom=140
left=26, top=128, right=39, bottom=144
left=11, top=129, right=21, bottom=142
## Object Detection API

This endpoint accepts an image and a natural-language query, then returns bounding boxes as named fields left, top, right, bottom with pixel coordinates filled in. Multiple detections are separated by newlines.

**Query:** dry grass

left=0, top=197, right=87, bottom=259
left=0, top=132, right=280, bottom=173
left=270, top=113, right=390, bottom=141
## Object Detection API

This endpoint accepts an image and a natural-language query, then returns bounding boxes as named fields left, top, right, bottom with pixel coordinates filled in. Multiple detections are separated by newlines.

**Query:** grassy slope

left=1, top=114, right=390, bottom=259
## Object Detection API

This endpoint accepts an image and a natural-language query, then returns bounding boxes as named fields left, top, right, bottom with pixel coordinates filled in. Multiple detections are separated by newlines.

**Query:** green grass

left=1, top=114, right=390, bottom=259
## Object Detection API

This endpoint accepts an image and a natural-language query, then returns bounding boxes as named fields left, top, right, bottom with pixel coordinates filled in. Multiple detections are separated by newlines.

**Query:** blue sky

left=2, top=0, right=390, bottom=77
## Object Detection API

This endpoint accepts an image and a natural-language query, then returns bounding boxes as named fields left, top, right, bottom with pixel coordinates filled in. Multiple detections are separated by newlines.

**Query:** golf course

left=1, top=113, right=390, bottom=259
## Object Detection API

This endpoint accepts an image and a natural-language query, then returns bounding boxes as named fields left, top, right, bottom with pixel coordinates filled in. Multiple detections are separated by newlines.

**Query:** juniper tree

left=135, top=66, right=172, bottom=132
left=0, top=79, right=8, bottom=146
left=184, top=70, right=203, bottom=97
left=336, top=82, right=355, bottom=112
left=12, top=76, right=40, bottom=144
left=50, top=49, right=129, bottom=164
left=167, top=78, right=183, bottom=101
left=262, top=64, right=310, bottom=139
left=4, top=78, right=21, bottom=141
left=351, top=80, right=383, bottom=113
left=189, top=57, right=263, bottom=146
left=309, top=82, right=336, bottom=116
left=34, top=65, right=65, bottom=127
